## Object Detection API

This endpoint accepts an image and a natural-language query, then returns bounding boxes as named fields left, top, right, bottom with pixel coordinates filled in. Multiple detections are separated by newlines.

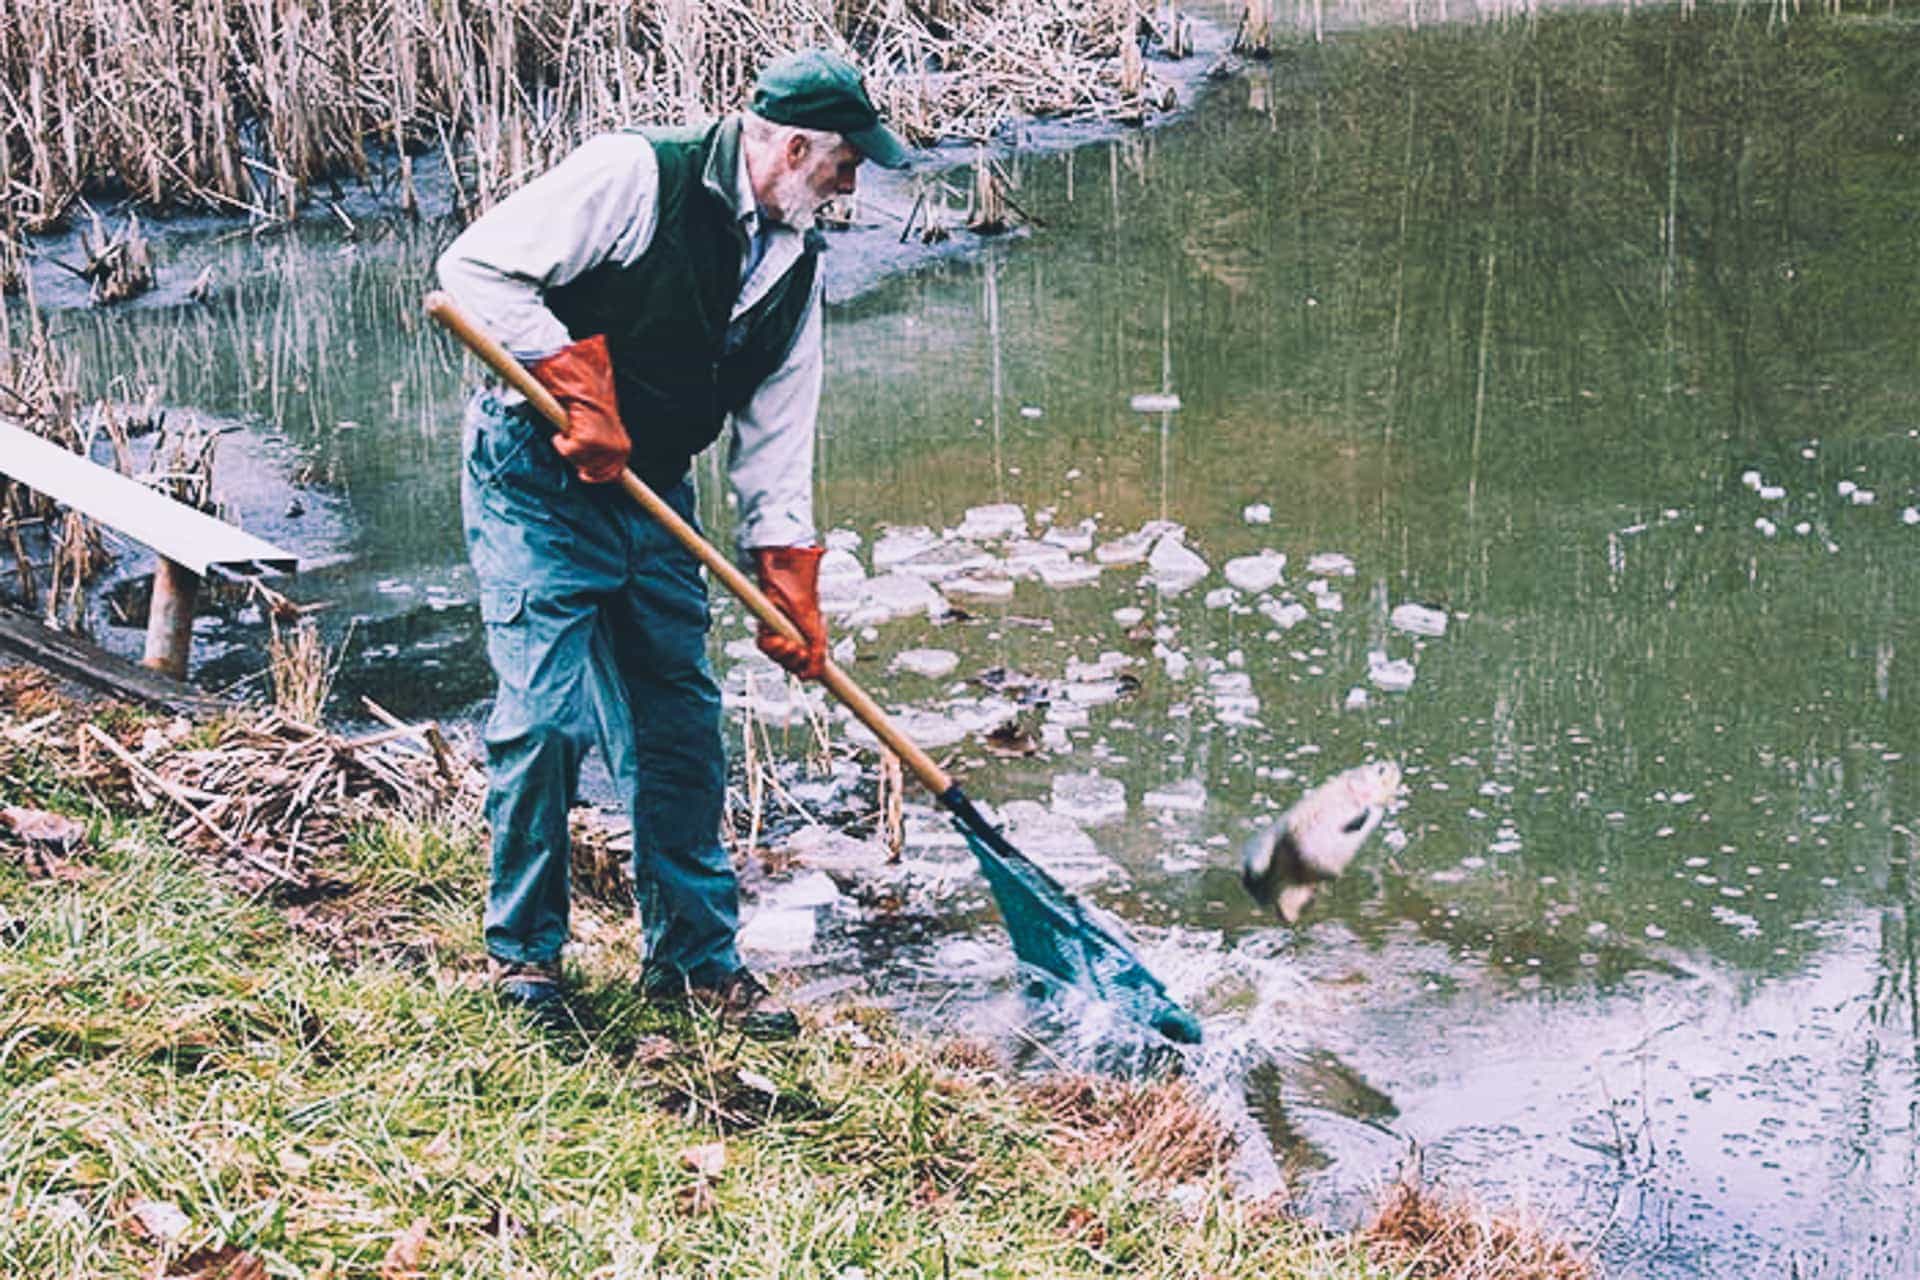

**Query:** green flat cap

left=751, top=48, right=912, bottom=170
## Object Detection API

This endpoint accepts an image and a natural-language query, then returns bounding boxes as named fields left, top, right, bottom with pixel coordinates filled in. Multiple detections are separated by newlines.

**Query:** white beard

left=763, top=163, right=822, bottom=229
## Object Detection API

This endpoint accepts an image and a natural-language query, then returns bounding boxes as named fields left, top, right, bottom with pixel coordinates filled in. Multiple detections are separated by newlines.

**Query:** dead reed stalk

left=0, top=0, right=1186, bottom=228
left=1363, top=1178, right=1596, bottom=1280
left=267, top=616, right=341, bottom=726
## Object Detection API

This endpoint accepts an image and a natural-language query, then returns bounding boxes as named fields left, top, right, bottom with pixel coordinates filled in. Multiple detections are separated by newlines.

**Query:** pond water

left=35, top=6, right=1920, bottom=1274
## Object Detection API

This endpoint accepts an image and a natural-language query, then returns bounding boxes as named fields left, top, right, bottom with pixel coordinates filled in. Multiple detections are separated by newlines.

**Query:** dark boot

left=642, top=966, right=800, bottom=1041
left=490, top=956, right=567, bottom=1026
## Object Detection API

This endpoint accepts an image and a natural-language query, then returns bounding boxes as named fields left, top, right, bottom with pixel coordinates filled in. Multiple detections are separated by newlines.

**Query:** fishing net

left=943, top=789, right=1202, bottom=1045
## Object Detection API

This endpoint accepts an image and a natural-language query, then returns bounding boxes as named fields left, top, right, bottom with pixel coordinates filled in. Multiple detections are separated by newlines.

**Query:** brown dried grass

left=1026, top=1074, right=1234, bottom=1186
left=0, top=0, right=1179, bottom=229
left=1363, top=1178, right=1596, bottom=1280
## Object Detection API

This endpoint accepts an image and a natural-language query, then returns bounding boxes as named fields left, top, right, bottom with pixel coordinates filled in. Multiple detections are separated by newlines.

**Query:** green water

left=41, top=7, right=1920, bottom=1273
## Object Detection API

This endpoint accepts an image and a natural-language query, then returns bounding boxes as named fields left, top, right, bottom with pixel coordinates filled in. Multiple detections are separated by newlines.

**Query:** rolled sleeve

left=434, top=133, right=661, bottom=363
left=728, top=279, right=823, bottom=550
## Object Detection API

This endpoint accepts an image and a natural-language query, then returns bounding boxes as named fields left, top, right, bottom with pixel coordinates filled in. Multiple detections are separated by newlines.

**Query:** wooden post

left=142, top=556, right=201, bottom=679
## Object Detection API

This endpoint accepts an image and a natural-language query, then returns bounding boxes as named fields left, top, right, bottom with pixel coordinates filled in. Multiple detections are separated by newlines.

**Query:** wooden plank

left=0, top=416, right=296, bottom=576
left=0, top=604, right=221, bottom=714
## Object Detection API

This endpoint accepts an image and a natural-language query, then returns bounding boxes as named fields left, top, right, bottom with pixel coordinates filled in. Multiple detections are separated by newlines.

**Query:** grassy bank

left=0, top=0, right=1179, bottom=233
left=0, top=665, right=1595, bottom=1278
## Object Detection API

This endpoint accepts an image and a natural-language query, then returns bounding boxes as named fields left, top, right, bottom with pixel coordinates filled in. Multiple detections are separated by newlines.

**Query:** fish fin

left=1278, top=884, right=1317, bottom=923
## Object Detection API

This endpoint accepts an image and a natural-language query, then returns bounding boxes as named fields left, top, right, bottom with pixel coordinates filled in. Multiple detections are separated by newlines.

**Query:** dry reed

left=267, top=615, right=338, bottom=726
left=1363, top=1178, right=1596, bottom=1280
left=0, top=0, right=1186, bottom=230
left=1026, top=1075, right=1235, bottom=1186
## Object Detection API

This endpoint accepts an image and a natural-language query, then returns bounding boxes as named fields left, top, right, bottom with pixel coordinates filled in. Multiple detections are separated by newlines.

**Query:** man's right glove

left=752, top=544, right=829, bottom=681
left=528, top=333, right=630, bottom=484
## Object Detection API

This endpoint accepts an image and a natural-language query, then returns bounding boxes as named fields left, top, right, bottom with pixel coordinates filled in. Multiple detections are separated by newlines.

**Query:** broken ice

left=1036, top=558, right=1102, bottom=589
left=1243, top=502, right=1273, bottom=525
left=1367, top=652, right=1416, bottom=692
left=1223, top=551, right=1286, bottom=594
left=891, top=648, right=960, bottom=679
left=1305, top=552, right=1356, bottom=577
left=1258, top=599, right=1309, bottom=631
left=1146, top=534, right=1209, bottom=593
left=1389, top=603, right=1448, bottom=637
left=838, top=573, right=945, bottom=625
left=872, top=526, right=941, bottom=570
left=1143, top=778, right=1208, bottom=813
left=1129, top=392, right=1182, bottom=413
left=956, top=503, right=1028, bottom=542
left=1049, top=771, right=1129, bottom=825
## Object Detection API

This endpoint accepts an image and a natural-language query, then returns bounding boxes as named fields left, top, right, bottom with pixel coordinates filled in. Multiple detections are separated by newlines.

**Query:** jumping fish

left=1242, top=761, right=1404, bottom=922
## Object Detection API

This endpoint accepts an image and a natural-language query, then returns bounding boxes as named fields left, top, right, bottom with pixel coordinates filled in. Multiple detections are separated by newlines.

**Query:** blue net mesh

left=944, top=788, right=1202, bottom=1045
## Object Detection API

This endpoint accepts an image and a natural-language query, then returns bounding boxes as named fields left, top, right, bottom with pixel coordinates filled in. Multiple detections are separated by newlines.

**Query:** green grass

left=0, top=817, right=1386, bottom=1279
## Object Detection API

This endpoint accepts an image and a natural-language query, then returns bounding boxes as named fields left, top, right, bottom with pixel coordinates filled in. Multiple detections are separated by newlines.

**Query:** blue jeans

left=461, top=391, right=740, bottom=985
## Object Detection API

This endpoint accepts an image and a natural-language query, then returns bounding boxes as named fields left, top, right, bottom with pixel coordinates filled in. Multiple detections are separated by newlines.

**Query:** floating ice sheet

left=891, top=648, right=960, bottom=679
left=1049, top=771, right=1129, bottom=825
left=739, top=907, right=817, bottom=955
left=1146, top=534, right=1209, bottom=592
left=1129, top=392, right=1182, bottom=413
left=1389, top=603, right=1448, bottom=637
left=897, top=541, right=997, bottom=581
left=1224, top=551, right=1286, bottom=594
left=944, top=574, right=1015, bottom=600
left=872, top=526, right=940, bottom=570
left=1306, top=551, right=1356, bottom=577
left=839, top=573, right=945, bottom=625
left=1258, top=599, right=1309, bottom=631
left=1367, top=653, right=1416, bottom=692
left=1037, top=557, right=1102, bottom=589
left=1143, top=778, right=1208, bottom=813
left=956, top=502, right=1028, bottom=541
left=1243, top=502, right=1273, bottom=525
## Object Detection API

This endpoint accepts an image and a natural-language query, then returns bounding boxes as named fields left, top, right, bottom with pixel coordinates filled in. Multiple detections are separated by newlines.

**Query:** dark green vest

left=545, top=118, right=820, bottom=490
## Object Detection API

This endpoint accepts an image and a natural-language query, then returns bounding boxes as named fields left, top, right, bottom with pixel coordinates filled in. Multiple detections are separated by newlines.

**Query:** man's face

left=768, top=135, right=863, bottom=227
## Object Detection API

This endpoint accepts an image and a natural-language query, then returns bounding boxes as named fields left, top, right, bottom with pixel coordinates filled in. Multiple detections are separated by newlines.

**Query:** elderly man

left=437, top=49, right=910, bottom=1038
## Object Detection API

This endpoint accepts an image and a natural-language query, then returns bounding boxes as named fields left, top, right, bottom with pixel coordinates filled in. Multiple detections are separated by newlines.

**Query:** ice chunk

left=1367, top=652, right=1416, bottom=692
left=759, top=869, right=844, bottom=911
left=1243, top=502, right=1273, bottom=525
left=1306, top=551, right=1356, bottom=577
left=1159, top=647, right=1191, bottom=680
left=1904, top=507, right=1920, bottom=526
left=1258, top=599, right=1309, bottom=631
left=843, top=707, right=967, bottom=750
left=896, top=540, right=997, bottom=581
left=1129, top=392, right=1182, bottom=413
left=1344, top=686, right=1370, bottom=710
left=841, top=573, right=944, bottom=625
left=1048, top=771, right=1129, bottom=825
left=1019, top=405, right=1044, bottom=420
left=1204, top=587, right=1238, bottom=610
left=872, top=526, right=940, bottom=570
left=787, top=825, right=890, bottom=874
left=1851, top=489, right=1876, bottom=505
left=1001, top=801, right=1127, bottom=887
left=1036, top=558, right=1102, bottom=589
left=739, top=907, right=817, bottom=954
left=1066, top=651, right=1132, bottom=681
left=1143, top=778, right=1208, bottom=813
left=956, top=502, right=1028, bottom=541
left=1754, top=517, right=1777, bottom=537
left=891, top=648, right=960, bottom=679
left=1389, top=603, right=1448, bottom=637
left=1757, top=484, right=1786, bottom=500
left=1093, top=530, right=1157, bottom=566
left=1003, top=539, right=1073, bottom=579
left=1223, top=551, right=1286, bottom=594
left=1315, top=591, right=1343, bottom=612
left=1042, top=519, right=1096, bottom=553
left=824, top=528, right=862, bottom=553
left=1064, top=679, right=1125, bottom=707
left=944, top=574, right=1015, bottom=601
left=1146, top=535, right=1209, bottom=592
left=1838, top=480, right=1858, bottom=497
left=1112, top=606, right=1145, bottom=627
left=820, top=547, right=866, bottom=586
left=1740, top=469, right=1762, bottom=489
left=1208, top=670, right=1261, bottom=723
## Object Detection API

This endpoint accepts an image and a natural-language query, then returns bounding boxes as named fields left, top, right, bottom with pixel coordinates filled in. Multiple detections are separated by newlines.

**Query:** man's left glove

left=528, top=333, right=630, bottom=484
left=753, top=545, right=829, bottom=681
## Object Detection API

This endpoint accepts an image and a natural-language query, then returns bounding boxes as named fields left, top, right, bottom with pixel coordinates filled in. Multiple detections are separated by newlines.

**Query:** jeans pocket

left=479, top=586, right=528, bottom=682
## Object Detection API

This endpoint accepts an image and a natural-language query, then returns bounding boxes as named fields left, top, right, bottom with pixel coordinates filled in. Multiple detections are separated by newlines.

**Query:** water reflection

left=27, top=6, right=1920, bottom=1273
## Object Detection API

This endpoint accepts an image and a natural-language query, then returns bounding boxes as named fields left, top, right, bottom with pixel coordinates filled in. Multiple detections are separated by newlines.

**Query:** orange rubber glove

left=753, top=545, right=828, bottom=680
left=528, top=334, right=630, bottom=484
